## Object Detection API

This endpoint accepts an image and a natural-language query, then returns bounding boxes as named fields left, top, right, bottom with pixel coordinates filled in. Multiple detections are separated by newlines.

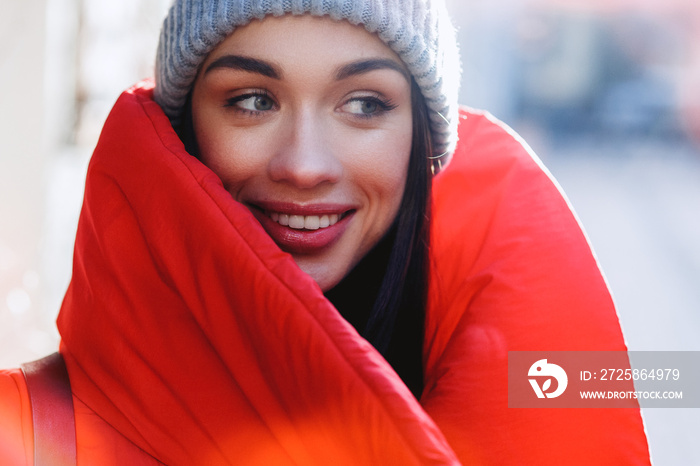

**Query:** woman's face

left=192, top=15, right=413, bottom=292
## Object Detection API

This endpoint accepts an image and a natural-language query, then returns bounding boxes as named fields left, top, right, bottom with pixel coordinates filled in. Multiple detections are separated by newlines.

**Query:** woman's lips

left=247, top=202, right=355, bottom=254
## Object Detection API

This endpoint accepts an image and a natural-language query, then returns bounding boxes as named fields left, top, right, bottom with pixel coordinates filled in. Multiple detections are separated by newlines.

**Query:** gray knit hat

left=154, top=0, right=461, bottom=164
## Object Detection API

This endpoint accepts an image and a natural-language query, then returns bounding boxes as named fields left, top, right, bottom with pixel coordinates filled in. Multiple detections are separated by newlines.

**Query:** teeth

left=267, top=212, right=341, bottom=230
left=288, top=215, right=305, bottom=229
left=304, top=216, right=320, bottom=230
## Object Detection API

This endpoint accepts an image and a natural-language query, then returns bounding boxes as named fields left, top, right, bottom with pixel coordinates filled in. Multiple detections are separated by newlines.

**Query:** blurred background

left=1, top=0, right=698, bottom=463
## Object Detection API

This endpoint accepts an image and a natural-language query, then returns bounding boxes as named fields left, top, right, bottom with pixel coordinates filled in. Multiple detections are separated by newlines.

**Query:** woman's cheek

left=199, top=125, right=274, bottom=182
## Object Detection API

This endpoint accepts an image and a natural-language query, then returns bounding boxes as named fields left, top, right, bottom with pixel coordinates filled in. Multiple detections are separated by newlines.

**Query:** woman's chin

left=292, top=257, right=348, bottom=293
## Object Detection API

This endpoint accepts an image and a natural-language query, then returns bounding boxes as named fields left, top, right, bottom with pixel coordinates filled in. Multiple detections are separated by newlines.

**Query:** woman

left=1, top=1, right=651, bottom=464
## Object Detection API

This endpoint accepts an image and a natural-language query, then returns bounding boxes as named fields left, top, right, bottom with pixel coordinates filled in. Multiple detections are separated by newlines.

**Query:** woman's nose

left=267, top=112, right=342, bottom=189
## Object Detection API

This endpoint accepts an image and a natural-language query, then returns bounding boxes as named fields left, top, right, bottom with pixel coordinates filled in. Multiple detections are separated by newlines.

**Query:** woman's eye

left=341, top=97, right=396, bottom=117
left=226, top=93, right=275, bottom=112
left=354, top=100, right=379, bottom=114
left=344, top=99, right=379, bottom=115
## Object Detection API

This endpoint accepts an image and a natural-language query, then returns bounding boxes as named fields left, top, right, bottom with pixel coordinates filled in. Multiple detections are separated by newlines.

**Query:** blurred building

left=0, top=0, right=170, bottom=368
left=511, top=0, right=700, bottom=143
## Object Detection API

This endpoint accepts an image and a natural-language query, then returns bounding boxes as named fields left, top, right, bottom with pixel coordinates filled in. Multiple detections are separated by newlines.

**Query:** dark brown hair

left=362, top=78, right=432, bottom=396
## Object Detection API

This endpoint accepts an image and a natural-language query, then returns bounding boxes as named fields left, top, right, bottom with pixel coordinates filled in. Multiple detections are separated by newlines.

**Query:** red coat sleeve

left=421, top=109, right=651, bottom=465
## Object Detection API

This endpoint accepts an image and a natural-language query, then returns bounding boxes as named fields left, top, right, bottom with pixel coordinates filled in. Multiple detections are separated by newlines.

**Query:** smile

left=246, top=202, right=355, bottom=254
left=268, top=212, right=340, bottom=230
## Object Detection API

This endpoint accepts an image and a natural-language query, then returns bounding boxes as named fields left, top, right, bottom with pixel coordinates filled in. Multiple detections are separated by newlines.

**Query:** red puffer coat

left=0, top=81, right=651, bottom=465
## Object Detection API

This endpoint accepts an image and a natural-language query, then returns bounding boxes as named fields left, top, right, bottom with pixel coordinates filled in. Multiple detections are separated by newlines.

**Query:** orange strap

left=21, top=353, right=76, bottom=466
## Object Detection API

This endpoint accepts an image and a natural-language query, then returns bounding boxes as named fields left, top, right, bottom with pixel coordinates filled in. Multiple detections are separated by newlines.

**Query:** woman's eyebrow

left=204, top=55, right=281, bottom=79
left=335, top=58, right=410, bottom=83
